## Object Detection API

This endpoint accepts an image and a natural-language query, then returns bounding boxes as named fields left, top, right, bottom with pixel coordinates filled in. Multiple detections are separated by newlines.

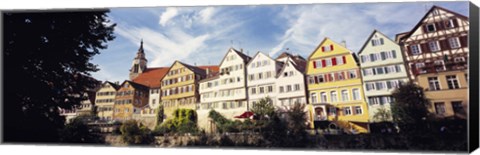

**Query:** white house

left=358, top=30, right=410, bottom=122
left=246, top=52, right=283, bottom=107
left=274, top=52, right=309, bottom=110
left=197, top=48, right=251, bottom=132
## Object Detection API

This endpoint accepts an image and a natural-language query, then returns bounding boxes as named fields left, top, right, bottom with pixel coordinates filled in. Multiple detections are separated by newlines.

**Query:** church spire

left=129, top=39, right=148, bottom=80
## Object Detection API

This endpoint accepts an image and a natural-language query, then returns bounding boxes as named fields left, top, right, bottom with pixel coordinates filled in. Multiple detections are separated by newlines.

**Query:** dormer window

left=371, top=38, right=384, bottom=46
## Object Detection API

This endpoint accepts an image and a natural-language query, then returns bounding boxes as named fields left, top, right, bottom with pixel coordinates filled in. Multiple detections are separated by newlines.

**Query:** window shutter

left=342, top=56, right=346, bottom=64
left=406, top=45, right=411, bottom=55
left=459, top=36, right=468, bottom=47
left=322, top=59, right=326, bottom=67
left=381, top=52, right=386, bottom=60
left=392, top=50, right=397, bottom=58
left=313, top=61, right=317, bottom=68
left=321, top=46, right=325, bottom=52
left=440, top=39, right=449, bottom=50
left=421, top=43, right=430, bottom=53
left=334, top=72, right=338, bottom=81
left=361, top=55, right=365, bottom=63
left=332, top=57, right=337, bottom=66
left=422, top=25, right=428, bottom=33
left=341, top=72, right=345, bottom=80
left=435, top=22, right=444, bottom=30
left=369, top=54, right=374, bottom=61
left=452, top=18, right=459, bottom=27
left=371, top=40, right=375, bottom=46
left=352, top=107, right=356, bottom=115
left=386, top=81, right=392, bottom=89
left=330, top=44, right=334, bottom=50
left=314, top=76, right=319, bottom=84
left=380, top=38, right=384, bottom=45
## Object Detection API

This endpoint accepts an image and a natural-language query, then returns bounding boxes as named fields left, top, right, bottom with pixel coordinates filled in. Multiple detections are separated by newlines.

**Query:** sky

left=90, top=1, right=469, bottom=83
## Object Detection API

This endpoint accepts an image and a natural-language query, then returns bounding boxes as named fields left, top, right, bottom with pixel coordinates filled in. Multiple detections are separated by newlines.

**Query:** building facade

left=396, top=6, right=469, bottom=119
left=160, top=61, right=218, bottom=120
left=274, top=52, right=309, bottom=110
left=95, top=81, right=120, bottom=121
left=358, top=30, right=410, bottom=122
left=306, top=38, right=369, bottom=133
left=246, top=52, right=283, bottom=107
left=197, top=48, right=251, bottom=132
left=113, top=80, right=149, bottom=121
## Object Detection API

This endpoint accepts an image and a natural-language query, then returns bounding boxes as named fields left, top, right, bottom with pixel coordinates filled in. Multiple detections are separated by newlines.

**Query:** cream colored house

left=95, top=81, right=120, bottom=121
left=358, top=30, right=410, bottom=122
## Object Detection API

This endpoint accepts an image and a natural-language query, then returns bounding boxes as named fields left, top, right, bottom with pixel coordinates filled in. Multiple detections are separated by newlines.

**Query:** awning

left=234, top=111, right=255, bottom=119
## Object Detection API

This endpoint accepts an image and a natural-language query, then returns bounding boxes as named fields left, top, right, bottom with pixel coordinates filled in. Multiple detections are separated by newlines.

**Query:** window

left=251, top=87, right=256, bottom=94
left=258, top=73, right=263, bottom=79
left=329, top=107, right=337, bottom=115
left=434, top=102, right=446, bottom=115
left=376, top=82, right=385, bottom=90
left=283, top=72, right=288, bottom=77
left=310, top=93, right=318, bottom=104
left=395, top=65, right=402, bottom=72
left=410, top=45, right=422, bottom=55
left=317, top=75, right=325, bottom=83
left=326, top=59, right=332, bottom=66
left=370, top=53, right=378, bottom=62
left=452, top=101, right=464, bottom=114
left=371, top=38, right=384, bottom=46
left=454, top=57, right=465, bottom=62
left=344, top=107, right=352, bottom=115
left=266, top=71, right=272, bottom=78
left=376, top=67, right=384, bottom=75
left=338, top=72, right=345, bottom=80
left=354, top=106, right=362, bottom=115
left=428, top=41, right=441, bottom=52
left=349, top=70, right=357, bottom=78
left=352, top=89, right=360, bottom=100
left=286, top=85, right=292, bottom=92
left=366, top=82, right=375, bottom=91
left=267, top=86, right=273, bottom=93
left=361, top=55, right=370, bottom=63
left=428, top=77, right=441, bottom=91
left=446, top=75, right=460, bottom=89
left=320, top=92, right=327, bottom=103
left=426, top=23, right=436, bottom=32
left=363, top=69, right=373, bottom=76
left=341, top=90, right=349, bottom=101
left=259, top=87, right=265, bottom=94
left=323, top=45, right=333, bottom=52
left=448, top=37, right=461, bottom=49
left=368, top=97, right=380, bottom=105
left=249, top=74, right=254, bottom=81
left=445, top=19, right=455, bottom=28
left=279, top=86, right=284, bottom=93
left=434, top=60, right=445, bottom=71
left=336, top=56, right=344, bottom=65
left=294, top=84, right=300, bottom=91
left=330, top=91, right=338, bottom=102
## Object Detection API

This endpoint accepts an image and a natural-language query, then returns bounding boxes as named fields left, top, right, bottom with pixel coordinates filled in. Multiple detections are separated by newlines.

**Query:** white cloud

left=199, top=7, right=217, bottom=24
left=159, top=7, right=178, bottom=26
left=269, top=4, right=426, bottom=57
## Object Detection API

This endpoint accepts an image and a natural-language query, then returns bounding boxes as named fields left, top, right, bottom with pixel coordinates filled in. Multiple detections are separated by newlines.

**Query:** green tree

left=251, top=97, right=275, bottom=120
left=391, top=82, right=430, bottom=132
left=373, top=107, right=392, bottom=122
left=59, top=116, right=104, bottom=144
left=4, top=10, right=115, bottom=142
left=120, top=120, right=154, bottom=145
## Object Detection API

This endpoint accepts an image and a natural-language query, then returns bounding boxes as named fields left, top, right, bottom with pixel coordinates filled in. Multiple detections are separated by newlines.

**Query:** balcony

left=413, top=61, right=467, bottom=76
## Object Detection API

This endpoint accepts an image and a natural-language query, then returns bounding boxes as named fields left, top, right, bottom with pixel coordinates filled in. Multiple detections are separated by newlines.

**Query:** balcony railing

left=413, top=61, right=467, bottom=76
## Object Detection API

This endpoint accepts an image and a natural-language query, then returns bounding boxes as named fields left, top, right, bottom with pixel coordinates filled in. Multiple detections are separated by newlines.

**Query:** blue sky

left=91, top=1, right=469, bottom=82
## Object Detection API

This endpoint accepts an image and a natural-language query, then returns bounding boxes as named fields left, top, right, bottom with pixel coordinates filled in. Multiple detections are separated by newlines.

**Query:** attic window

left=426, top=23, right=436, bottom=32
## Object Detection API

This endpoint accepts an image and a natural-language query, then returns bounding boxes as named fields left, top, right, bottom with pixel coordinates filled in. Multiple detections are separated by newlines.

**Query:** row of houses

left=60, top=5, right=469, bottom=133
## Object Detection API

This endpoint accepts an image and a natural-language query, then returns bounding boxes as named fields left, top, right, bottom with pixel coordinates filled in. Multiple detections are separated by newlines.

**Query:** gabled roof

left=276, top=57, right=307, bottom=78
left=246, top=51, right=276, bottom=66
left=307, top=37, right=330, bottom=60
left=104, top=81, right=120, bottom=90
left=218, top=48, right=252, bottom=67
left=395, top=31, right=409, bottom=43
left=401, top=5, right=469, bottom=41
left=132, top=67, right=169, bottom=88
left=357, top=29, right=398, bottom=55
left=119, top=80, right=149, bottom=91
left=276, top=52, right=294, bottom=60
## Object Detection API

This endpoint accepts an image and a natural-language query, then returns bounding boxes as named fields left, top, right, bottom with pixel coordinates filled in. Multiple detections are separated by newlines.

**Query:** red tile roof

left=198, top=65, right=220, bottom=72
left=132, top=67, right=169, bottom=88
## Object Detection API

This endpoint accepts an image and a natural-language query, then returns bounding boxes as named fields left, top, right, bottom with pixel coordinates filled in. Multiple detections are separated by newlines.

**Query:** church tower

left=129, top=40, right=148, bottom=80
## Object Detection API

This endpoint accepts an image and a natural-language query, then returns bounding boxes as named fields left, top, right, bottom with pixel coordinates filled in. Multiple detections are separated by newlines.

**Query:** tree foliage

left=373, top=107, right=392, bottom=122
left=154, top=109, right=199, bottom=134
left=120, top=120, right=154, bottom=145
left=391, top=82, right=430, bottom=132
left=59, top=116, right=104, bottom=144
left=251, top=97, right=275, bottom=120
left=3, top=10, right=115, bottom=142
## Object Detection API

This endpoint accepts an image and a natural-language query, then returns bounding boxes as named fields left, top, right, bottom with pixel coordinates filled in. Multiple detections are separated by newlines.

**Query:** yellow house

left=160, top=61, right=219, bottom=120
left=306, top=38, right=369, bottom=133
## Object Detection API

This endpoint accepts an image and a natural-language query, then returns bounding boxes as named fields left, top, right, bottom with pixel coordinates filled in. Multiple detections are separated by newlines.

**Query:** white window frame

left=428, top=77, right=441, bottom=91
left=428, top=41, right=441, bottom=52
left=410, top=44, right=422, bottom=55
left=330, top=91, right=338, bottom=102
left=341, top=90, right=349, bottom=102
left=448, top=37, right=461, bottom=49
left=446, top=75, right=460, bottom=89
left=352, top=88, right=361, bottom=100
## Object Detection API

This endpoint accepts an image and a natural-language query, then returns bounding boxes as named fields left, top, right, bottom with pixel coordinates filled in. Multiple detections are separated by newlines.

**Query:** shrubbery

left=120, top=120, right=154, bottom=145
left=154, top=109, right=199, bottom=135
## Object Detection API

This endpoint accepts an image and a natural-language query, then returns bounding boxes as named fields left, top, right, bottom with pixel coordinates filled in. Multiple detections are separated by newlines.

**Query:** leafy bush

left=154, top=108, right=199, bottom=135
left=59, top=117, right=104, bottom=144
left=120, top=120, right=154, bottom=145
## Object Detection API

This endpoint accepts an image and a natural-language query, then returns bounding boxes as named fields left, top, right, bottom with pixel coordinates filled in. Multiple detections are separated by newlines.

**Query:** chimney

left=206, top=68, right=210, bottom=76
left=341, top=40, right=347, bottom=48
left=240, top=48, right=244, bottom=53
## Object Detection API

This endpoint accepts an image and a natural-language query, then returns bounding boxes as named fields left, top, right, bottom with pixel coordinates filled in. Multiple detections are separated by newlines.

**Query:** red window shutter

left=421, top=43, right=430, bottom=53
left=314, top=76, right=319, bottom=83
left=322, top=60, right=326, bottom=67
left=342, top=56, right=346, bottom=64
left=321, top=46, right=325, bottom=52
left=313, top=61, right=317, bottom=68
left=332, top=57, right=337, bottom=66
left=330, top=44, right=334, bottom=50
left=422, top=25, right=428, bottom=33
left=435, top=22, right=444, bottom=30
left=334, top=73, right=338, bottom=81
